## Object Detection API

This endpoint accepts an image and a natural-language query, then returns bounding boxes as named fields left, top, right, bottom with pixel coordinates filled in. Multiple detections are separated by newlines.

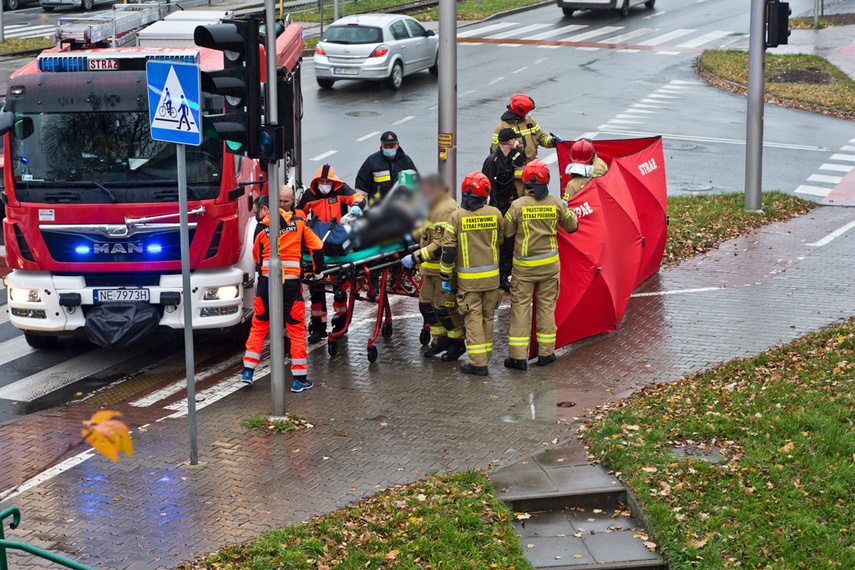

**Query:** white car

left=313, top=14, right=439, bottom=91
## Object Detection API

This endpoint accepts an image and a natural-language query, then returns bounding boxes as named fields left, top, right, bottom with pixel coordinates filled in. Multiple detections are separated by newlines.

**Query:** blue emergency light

left=75, top=245, right=91, bottom=255
left=146, top=243, right=163, bottom=254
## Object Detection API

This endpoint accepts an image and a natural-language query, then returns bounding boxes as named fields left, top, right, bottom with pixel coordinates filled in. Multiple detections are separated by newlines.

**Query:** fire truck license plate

left=333, top=68, right=358, bottom=75
left=94, top=289, right=150, bottom=303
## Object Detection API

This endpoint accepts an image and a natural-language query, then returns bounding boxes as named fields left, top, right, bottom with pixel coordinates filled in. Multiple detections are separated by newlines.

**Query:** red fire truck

left=0, top=8, right=304, bottom=349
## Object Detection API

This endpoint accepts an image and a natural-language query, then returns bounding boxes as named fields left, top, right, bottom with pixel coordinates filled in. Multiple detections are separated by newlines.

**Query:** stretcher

left=304, top=239, right=428, bottom=362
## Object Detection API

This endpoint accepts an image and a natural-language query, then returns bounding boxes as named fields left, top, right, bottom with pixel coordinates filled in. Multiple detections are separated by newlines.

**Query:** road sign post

left=744, top=0, right=765, bottom=212
left=146, top=59, right=203, bottom=465
left=437, top=0, right=457, bottom=197
left=265, top=0, right=288, bottom=419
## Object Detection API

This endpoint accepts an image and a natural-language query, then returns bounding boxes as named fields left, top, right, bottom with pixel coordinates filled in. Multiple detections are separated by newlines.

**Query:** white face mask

left=318, top=184, right=333, bottom=195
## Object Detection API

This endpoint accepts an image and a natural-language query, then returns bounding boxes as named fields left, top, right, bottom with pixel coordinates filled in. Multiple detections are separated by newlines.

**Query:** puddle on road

left=499, top=385, right=605, bottom=424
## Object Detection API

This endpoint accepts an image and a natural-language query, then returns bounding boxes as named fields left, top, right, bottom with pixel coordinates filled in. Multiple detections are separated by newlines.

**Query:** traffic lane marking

left=310, top=150, right=337, bottom=161
left=488, top=76, right=505, bottom=84
left=807, top=219, right=855, bottom=247
left=456, top=37, right=705, bottom=53
left=512, top=66, right=528, bottom=73
left=356, top=131, right=380, bottom=142
left=393, top=116, right=414, bottom=125
left=795, top=185, right=832, bottom=197
left=820, top=163, right=854, bottom=173
left=0, top=449, right=96, bottom=503
left=598, top=129, right=829, bottom=151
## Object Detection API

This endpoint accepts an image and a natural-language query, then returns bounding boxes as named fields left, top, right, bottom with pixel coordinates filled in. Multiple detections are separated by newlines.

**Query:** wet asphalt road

left=1, top=0, right=852, bottom=424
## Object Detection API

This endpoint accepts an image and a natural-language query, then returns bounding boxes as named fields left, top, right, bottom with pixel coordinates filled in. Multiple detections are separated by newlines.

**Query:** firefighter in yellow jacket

left=400, top=174, right=465, bottom=360
left=490, top=94, right=557, bottom=164
left=563, top=139, right=609, bottom=201
left=440, top=172, right=504, bottom=376
left=504, top=159, right=578, bottom=370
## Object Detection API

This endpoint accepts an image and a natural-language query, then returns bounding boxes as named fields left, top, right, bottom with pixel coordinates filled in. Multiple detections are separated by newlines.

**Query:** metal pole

left=813, top=0, right=819, bottom=28
left=437, top=0, right=457, bottom=197
left=744, top=0, right=765, bottom=211
left=266, top=0, right=287, bottom=419
left=1, top=0, right=5, bottom=44
left=334, top=0, right=339, bottom=21
left=293, top=65, right=303, bottom=186
left=176, top=144, right=198, bottom=465
left=319, top=0, right=324, bottom=39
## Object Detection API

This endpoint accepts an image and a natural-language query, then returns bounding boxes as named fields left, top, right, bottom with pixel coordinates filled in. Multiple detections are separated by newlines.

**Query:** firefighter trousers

left=458, top=289, right=502, bottom=367
left=418, top=275, right=463, bottom=345
left=309, top=282, right=347, bottom=332
left=508, top=273, right=559, bottom=360
left=244, top=278, right=308, bottom=379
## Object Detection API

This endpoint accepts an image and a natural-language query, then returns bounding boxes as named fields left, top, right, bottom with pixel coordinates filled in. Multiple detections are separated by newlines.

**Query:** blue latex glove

left=350, top=205, right=362, bottom=217
left=441, top=280, right=452, bottom=294
left=401, top=254, right=415, bottom=268
left=550, top=132, right=564, bottom=143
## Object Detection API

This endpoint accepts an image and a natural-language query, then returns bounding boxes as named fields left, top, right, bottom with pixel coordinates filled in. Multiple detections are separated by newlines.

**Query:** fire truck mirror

left=14, top=117, right=34, bottom=140
left=227, top=185, right=246, bottom=202
left=0, top=111, right=14, bottom=137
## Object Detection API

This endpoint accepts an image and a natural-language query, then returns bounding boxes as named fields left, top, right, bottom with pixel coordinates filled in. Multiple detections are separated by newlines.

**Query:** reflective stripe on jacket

left=440, top=206, right=505, bottom=292
left=490, top=111, right=554, bottom=164
left=504, top=195, right=577, bottom=279
left=253, top=209, right=325, bottom=279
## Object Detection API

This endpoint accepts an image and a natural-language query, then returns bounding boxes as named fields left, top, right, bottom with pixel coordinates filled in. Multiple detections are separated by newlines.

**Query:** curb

left=504, top=487, right=626, bottom=513
left=695, top=56, right=855, bottom=122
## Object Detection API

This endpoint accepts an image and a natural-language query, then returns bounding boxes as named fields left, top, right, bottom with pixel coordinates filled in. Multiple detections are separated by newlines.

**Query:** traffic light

left=194, top=19, right=262, bottom=156
left=255, top=124, right=286, bottom=162
left=766, top=0, right=791, bottom=48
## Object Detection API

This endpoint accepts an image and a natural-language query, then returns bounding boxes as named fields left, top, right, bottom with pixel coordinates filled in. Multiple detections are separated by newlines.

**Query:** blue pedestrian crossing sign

left=146, top=60, right=202, bottom=146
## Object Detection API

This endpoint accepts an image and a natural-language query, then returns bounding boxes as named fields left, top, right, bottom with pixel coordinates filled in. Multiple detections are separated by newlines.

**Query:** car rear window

left=323, top=25, right=383, bottom=44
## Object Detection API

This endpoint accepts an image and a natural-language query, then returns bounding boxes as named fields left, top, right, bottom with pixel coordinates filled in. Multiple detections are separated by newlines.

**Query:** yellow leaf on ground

left=384, top=549, right=400, bottom=561
left=81, top=411, right=132, bottom=463
left=779, top=442, right=795, bottom=453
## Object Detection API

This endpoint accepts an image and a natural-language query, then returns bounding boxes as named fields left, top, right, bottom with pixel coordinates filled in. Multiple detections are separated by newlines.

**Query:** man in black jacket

left=482, top=128, right=525, bottom=292
left=355, top=131, right=418, bottom=205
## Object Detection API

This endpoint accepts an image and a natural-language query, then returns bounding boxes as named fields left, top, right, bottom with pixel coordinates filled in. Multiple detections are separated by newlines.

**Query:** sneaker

left=291, top=378, right=313, bottom=393
left=241, top=368, right=254, bottom=385
left=461, top=364, right=489, bottom=376
left=504, top=358, right=528, bottom=371
left=538, top=354, right=557, bottom=367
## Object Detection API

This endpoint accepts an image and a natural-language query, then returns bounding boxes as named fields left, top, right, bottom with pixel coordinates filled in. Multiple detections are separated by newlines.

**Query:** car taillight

left=370, top=45, right=389, bottom=57
left=316, top=45, right=325, bottom=55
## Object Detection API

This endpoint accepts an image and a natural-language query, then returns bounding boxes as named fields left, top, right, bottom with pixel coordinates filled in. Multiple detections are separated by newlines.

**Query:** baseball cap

left=380, top=131, right=399, bottom=144
left=498, top=128, right=518, bottom=143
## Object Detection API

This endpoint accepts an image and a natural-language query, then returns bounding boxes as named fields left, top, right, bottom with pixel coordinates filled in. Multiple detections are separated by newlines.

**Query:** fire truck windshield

left=10, top=110, right=223, bottom=204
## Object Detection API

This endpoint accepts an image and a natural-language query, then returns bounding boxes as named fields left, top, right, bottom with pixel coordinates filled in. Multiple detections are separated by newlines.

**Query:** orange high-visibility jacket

left=253, top=209, right=325, bottom=279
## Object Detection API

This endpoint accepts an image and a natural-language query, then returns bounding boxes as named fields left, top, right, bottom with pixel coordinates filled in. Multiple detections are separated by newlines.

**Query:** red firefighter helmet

left=508, top=94, right=535, bottom=117
left=570, top=139, right=596, bottom=164
left=461, top=171, right=491, bottom=198
left=523, top=159, right=550, bottom=185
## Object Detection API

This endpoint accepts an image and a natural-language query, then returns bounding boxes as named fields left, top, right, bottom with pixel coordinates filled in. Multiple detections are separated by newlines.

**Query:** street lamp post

left=437, top=0, right=457, bottom=197
left=744, top=0, right=765, bottom=211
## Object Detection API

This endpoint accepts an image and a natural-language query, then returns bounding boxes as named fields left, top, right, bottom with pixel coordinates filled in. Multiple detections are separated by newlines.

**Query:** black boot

left=504, top=358, right=528, bottom=371
left=308, top=318, right=326, bottom=344
left=441, top=339, right=466, bottom=361
left=424, top=336, right=449, bottom=357
left=537, top=354, right=557, bottom=367
left=461, top=363, right=489, bottom=376
left=331, top=315, right=347, bottom=335
left=499, top=275, right=511, bottom=292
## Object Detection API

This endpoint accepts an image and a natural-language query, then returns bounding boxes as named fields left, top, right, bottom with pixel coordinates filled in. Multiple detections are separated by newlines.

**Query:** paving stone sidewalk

left=2, top=206, right=855, bottom=569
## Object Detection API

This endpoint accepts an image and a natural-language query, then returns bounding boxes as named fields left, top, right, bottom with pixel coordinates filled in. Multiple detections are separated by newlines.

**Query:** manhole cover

left=671, top=444, right=725, bottom=464
left=556, top=401, right=576, bottom=408
left=664, top=141, right=699, bottom=151
left=345, top=111, right=380, bottom=117
left=668, top=181, right=713, bottom=192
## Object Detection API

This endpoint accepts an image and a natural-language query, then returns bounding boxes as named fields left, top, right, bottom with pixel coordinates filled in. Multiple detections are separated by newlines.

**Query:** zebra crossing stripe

left=676, top=30, right=731, bottom=48
left=487, top=23, right=549, bottom=39
left=637, top=28, right=696, bottom=45
left=528, top=24, right=587, bottom=40
left=458, top=22, right=517, bottom=38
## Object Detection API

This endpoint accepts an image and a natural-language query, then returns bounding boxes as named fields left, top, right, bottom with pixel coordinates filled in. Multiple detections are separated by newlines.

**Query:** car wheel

left=619, top=0, right=630, bottom=17
left=42, top=4, right=55, bottom=9
left=82, top=0, right=94, bottom=11
left=24, top=333, right=59, bottom=350
left=645, top=0, right=655, bottom=7
left=387, top=61, right=403, bottom=90
left=317, top=77, right=335, bottom=89
left=429, top=53, right=439, bottom=75
left=5, top=0, right=18, bottom=11
left=562, top=6, right=574, bottom=16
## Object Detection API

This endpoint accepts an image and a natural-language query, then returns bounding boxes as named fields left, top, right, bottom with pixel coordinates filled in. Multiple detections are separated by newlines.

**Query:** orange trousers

left=244, top=278, right=307, bottom=378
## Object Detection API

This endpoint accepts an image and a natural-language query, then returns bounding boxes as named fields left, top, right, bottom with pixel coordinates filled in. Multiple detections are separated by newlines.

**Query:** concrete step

left=514, top=506, right=666, bottom=570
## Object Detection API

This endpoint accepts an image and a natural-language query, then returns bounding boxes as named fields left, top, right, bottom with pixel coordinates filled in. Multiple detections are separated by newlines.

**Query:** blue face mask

left=382, top=148, right=396, bottom=158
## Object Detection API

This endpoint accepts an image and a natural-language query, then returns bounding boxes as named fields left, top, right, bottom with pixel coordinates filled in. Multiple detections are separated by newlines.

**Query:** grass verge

left=699, top=50, right=855, bottom=117
left=584, top=319, right=855, bottom=569
left=0, top=37, right=54, bottom=56
left=790, top=14, right=855, bottom=28
left=303, top=36, right=320, bottom=51
left=664, top=191, right=816, bottom=265
left=182, top=470, right=530, bottom=569
left=242, top=412, right=312, bottom=433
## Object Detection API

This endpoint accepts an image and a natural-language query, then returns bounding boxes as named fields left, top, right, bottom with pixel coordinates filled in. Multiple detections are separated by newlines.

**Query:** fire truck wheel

left=367, top=346, right=378, bottom=363
left=316, top=78, right=335, bottom=89
left=24, top=333, right=58, bottom=350
left=5, top=0, right=18, bottom=11
left=82, top=0, right=94, bottom=11
left=561, top=6, right=574, bottom=16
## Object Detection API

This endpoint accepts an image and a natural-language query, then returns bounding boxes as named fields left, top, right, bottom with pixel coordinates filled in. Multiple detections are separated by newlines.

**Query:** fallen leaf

left=688, top=538, right=708, bottom=549
left=516, top=513, right=531, bottom=520
left=641, top=467, right=657, bottom=473
left=573, top=554, right=583, bottom=558
left=779, top=442, right=795, bottom=453
left=384, top=550, right=400, bottom=561
left=644, top=541, right=657, bottom=551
